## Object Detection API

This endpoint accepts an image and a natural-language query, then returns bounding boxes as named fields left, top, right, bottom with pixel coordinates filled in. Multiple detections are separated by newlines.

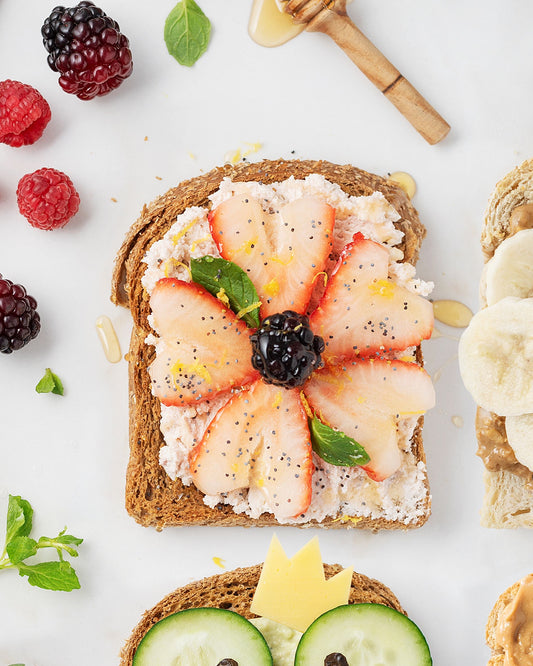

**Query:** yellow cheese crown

left=250, top=535, right=353, bottom=633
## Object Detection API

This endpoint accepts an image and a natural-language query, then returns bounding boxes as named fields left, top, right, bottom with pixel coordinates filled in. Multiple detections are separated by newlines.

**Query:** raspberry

left=0, top=80, right=51, bottom=147
left=17, top=168, right=80, bottom=230
left=41, top=1, right=133, bottom=100
left=0, top=275, right=41, bottom=353
left=250, top=311, right=325, bottom=388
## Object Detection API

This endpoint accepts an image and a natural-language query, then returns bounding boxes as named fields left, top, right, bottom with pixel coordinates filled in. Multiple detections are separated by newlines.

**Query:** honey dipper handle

left=308, top=9, right=450, bottom=145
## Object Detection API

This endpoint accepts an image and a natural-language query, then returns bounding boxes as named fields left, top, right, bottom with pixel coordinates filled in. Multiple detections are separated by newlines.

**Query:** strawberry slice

left=309, top=233, right=434, bottom=359
left=304, top=358, right=435, bottom=481
left=148, top=278, right=258, bottom=406
left=189, top=379, right=314, bottom=519
left=209, top=195, right=335, bottom=317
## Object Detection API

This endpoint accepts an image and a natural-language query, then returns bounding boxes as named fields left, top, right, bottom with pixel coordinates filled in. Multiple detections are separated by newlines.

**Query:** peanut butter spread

left=496, top=574, right=533, bottom=665
left=509, top=204, right=533, bottom=235
left=476, top=408, right=533, bottom=484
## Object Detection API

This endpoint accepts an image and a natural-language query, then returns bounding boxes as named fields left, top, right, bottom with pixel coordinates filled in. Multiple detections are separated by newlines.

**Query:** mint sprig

left=191, top=256, right=261, bottom=327
left=35, top=368, right=64, bottom=395
left=164, top=0, right=211, bottom=67
left=310, top=415, right=370, bottom=467
left=0, top=495, right=82, bottom=591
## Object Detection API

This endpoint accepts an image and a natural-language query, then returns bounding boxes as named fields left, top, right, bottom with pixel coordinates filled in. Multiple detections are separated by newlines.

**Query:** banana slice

left=458, top=297, right=533, bottom=416
left=486, top=229, right=533, bottom=305
left=506, top=413, right=533, bottom=472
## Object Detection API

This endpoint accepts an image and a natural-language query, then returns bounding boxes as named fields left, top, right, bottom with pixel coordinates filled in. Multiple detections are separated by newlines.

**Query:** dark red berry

left=17, top=168, right=80, bottom=230
left=41, top=1, right=133, bottom=100
left=0, top=80, right=51, bottom=147
left=250, top=310, right=325, bottom=388
left=0, top=275, right=41, bottom=353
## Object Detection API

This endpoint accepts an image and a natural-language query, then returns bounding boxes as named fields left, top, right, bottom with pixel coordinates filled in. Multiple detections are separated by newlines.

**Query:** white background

left=0, top=1, right=532, bottom=664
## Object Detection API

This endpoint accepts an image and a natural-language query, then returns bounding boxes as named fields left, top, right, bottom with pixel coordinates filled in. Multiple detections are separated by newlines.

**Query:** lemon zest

left=171, top=359, right=212, bottom=384
left=212, top=557, right=226, bottom=569
left=272, top=390, right=283, bottom=409
left=216, top=288, right=231, bottom=307
left=299, top=392, right=314, bottom=419
left=242, top=142, right=262, bottom=157
left=271, top=253, right=294, bottom=266
left=263, top=279, right=280, bottom=297
left=333, top=514, right=362, bottom=525
left=236, top=301, right=261, bottom=320
left=190, top=235, right=212, bottom=253
left=312, top=271, right=328, bottom=287
left=368, top=279, right=395, bottom=299
left=163, top=258, right=192, bottom=279
left=171, top=218, right=200, bottom=245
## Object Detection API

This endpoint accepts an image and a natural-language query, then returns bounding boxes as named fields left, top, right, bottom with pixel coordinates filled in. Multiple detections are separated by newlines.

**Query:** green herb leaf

left=8, top=663, right=25, bottom=665
left=164, top=0, right=211, bottom=67
left=17, top=561, right=81, bottom=592
left=37, top=532, right=83, bottom=559
left=6, top=537, right=37, bottom=564
left=191, top=256, right=261, bottom=327
left=5, top=495, right=33, bottom=547
left=310, top=416, right=370, bottom=467
left=35, top=368, right=64, bottom=395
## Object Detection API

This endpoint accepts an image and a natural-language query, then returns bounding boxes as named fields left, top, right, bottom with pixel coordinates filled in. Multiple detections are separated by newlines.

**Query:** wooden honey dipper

left=281, top=0, right=450, bottom=145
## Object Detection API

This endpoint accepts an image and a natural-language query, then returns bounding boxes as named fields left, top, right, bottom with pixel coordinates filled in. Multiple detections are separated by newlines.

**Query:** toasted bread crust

left=112, top=159, right=430, bottom=530
left=119, top=563, right=405, bottom=665
left=478, top=159, right=533, bottom=528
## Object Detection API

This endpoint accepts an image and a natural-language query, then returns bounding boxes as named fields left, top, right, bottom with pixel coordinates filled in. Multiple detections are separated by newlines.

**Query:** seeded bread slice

left=476, top=159, right=533, bottom=528
left=119, top=563, right=405, bottom=665
left=111, top=158, right=430, bottom=530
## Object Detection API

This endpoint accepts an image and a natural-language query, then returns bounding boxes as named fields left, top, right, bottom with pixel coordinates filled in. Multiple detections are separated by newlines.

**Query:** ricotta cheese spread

left=142, top=174, right=433, bottom=525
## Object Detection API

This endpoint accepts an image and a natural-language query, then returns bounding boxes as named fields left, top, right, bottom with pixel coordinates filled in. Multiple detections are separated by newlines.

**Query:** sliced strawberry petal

left=209, top=195, right=335, bottom=317
left=189, top=379, right=314, bottom=519
left=148, top=278, right=258, bottom=406
left=304, top=358, right=435, bottom=481
left=309, top=234, right=434, bottom=359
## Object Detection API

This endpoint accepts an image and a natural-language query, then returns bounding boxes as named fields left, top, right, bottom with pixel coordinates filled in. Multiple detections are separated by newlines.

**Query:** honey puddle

left=249, top=0, right=304, bottom=47
left=96, top=315, right=122, bottom=363
left=433, top=300, right=473, bottom=328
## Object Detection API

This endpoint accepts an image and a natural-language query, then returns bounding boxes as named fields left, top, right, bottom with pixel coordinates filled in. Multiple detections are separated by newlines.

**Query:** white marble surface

left=1, top=1, right=532, bottom=664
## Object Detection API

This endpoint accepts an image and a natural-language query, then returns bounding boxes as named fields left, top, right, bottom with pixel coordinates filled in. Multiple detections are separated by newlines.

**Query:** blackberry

left=0, top=275, right=41, bottom=353
left=324, top=655, right=349, bottom=666
left=250, top=311, right=325, bottom=388
left=41, top=1, right=133, bottom=100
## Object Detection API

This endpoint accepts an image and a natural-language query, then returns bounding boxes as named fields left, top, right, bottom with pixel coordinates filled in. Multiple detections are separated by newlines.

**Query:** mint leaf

left=191, top=256, right=261, bottom=327
left=6, top=537, right=37, bottom=564
left=37, top=532, right=83, bottom=559
left=17, top=561, right=80, bottom=591
left=310, top=415, right=370, bottom=466
left=5, top=495, right=33, bottom=547
left=35, top=368, right=64, bottom=395
left=164, top=0, right=211, bottom=67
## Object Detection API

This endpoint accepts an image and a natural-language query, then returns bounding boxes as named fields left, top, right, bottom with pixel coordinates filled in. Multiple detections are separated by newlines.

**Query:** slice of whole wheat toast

left=120, top=563, right=405, bottom=666
left=111, top=158, right=430, bottom=530
left=476, top=159, right=533, bottom=528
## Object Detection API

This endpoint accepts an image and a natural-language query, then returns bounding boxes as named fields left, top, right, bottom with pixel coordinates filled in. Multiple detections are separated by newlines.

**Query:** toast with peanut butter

left=111, top=158, right=435, bottom=530
left=119, top=563, right=405, bottom=665
left=486, top=574, right=533, bottom=665
left=460, top=159, right=533, bottom=528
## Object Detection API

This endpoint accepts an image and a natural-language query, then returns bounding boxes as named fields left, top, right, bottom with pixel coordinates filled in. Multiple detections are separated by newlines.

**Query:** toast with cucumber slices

left=459, top=158, right=533, bottom=527
left=120, top=561, right=432, bottom=665
left=111, top=159, right=435, bottom=530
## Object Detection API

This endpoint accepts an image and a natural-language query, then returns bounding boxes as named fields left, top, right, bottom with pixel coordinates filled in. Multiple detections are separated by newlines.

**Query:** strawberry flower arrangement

left=143, top=176, right=435, bottom=523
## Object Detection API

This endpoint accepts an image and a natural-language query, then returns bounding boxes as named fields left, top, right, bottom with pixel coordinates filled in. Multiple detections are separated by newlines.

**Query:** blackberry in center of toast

left=250, top=310, right=325, bottom=388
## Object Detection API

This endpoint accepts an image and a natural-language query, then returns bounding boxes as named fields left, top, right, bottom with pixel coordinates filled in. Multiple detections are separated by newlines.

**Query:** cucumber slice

left=295, top=603, right=432, bottom=666
left=133, top=607, right=273, bottom=666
